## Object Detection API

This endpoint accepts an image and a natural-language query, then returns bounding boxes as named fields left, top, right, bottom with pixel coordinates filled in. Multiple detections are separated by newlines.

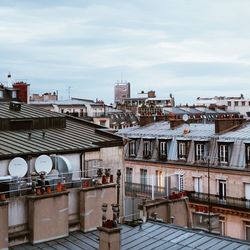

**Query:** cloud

left=0, top=0, right=250, bottom=104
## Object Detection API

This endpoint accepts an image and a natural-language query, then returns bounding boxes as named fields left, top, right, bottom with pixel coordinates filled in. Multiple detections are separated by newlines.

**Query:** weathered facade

left=118, top=119, right=250, bottom=240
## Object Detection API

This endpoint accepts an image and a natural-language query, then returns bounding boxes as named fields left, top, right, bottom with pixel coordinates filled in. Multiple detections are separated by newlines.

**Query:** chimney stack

left=215, top=118, right=246, bottom=134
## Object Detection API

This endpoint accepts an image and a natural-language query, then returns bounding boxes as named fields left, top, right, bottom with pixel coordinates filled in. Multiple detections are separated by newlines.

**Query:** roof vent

left=9, top=101, right=21, bottom=111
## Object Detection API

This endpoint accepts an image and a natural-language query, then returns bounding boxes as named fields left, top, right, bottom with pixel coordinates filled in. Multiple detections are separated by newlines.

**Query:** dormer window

left=218, top=143, right=232, bottom=166
left=128, top=140, right=136, bottom=157
left=177, top=141, right=190, bottom=160
left=159, top=140, right=168, bottom=160
left=12, top=90, right=17, bottom=98
left=195, top=142, right=207, bottom=162
left=246, top=144, right=250, bottom=167
left=143, top=140, right=152, bottom=159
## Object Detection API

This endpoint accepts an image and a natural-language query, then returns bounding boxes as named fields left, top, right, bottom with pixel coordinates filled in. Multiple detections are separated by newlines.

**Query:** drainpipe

left=80, top=152, right=85, bottom=178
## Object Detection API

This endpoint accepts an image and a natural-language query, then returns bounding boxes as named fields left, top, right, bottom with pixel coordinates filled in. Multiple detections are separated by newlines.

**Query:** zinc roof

left=0, top=102, right=63, bottom=119
left=12, top=221, right=250, bottom=250
left=118, top=121, right=215, bottom=140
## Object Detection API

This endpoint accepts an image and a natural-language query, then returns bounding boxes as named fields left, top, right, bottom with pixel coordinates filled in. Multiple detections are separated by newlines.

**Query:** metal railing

left=124, top=182, right=182, bottom=199
left=187, top=191, right=250, bottom=210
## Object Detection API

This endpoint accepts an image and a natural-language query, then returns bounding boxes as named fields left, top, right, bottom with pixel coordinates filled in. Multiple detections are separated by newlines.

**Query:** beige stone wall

left=125, top=159, right=250, bottom=240
left=80, top=184, right=116, bottom=232
left=28, top=191, right=69, bottom=244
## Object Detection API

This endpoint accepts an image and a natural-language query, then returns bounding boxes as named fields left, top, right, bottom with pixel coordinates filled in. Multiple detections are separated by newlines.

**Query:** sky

left=1, top=0, right=250, bottom=105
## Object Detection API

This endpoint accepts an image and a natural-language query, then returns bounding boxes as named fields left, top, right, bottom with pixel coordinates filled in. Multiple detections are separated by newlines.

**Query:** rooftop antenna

left=7, top=72, right=11, bottom=87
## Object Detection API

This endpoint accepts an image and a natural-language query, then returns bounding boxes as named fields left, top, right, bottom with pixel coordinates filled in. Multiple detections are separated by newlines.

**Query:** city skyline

left=1, top=0, right=250, bottom=104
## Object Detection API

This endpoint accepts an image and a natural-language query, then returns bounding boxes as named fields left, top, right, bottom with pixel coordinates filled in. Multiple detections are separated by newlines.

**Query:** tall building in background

left=114, top=81, right=130, bottom=104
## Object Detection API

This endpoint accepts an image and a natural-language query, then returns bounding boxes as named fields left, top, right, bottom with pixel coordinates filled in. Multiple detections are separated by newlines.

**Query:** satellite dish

left=8, top=157, right=28, bottom=178
left=183, top=114, right=189, bottom=122
left=35, top=155, right=53, bottom=174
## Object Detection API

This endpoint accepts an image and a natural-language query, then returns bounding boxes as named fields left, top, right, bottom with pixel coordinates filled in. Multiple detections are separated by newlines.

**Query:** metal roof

left=118, top=121, right=215, bottom=140
left=118, top=121, right=250, bottom=141
left=0, top=102, right=64, bottom=119
left=11, top=221, right=250, bottom=250
left=0, top=103, right=122, bottom=158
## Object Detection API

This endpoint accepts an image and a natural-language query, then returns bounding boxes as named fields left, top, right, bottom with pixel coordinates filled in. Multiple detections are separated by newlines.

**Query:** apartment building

left=196, top=94, right=250, bottom=118
left=118, top=118, right=250, bottom=240
left=0, top=102, right=124, bottom=248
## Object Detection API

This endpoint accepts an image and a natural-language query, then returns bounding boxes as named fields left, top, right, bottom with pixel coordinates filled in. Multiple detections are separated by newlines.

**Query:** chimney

left=169, top=119, right=185, bottom=129
left=215, top=118, right=246, bottom=134
left=98, top=203, right=121, bottom=250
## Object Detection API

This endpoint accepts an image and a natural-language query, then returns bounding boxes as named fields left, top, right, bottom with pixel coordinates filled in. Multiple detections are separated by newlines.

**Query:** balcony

left=125, top=182, right=185, bottom=200
left=187, top=191, right=250, bottom=211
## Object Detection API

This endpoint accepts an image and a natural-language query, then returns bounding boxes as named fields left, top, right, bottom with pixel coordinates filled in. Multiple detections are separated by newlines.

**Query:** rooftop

left=11, top=221, right=250, bottom=250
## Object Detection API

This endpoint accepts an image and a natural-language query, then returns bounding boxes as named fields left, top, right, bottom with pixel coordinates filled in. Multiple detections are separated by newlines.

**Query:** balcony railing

left=187, top=191, right=250, bottom=211
left=125, top=182, right=185, bottom=200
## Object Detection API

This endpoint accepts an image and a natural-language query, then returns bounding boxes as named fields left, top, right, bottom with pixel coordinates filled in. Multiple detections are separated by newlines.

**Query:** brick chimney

left=215, top=118, right=246, bottom=134
left=169, top=119, right=185, bottom=129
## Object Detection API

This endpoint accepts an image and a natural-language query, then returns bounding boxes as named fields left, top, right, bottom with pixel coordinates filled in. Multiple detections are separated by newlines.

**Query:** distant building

left=196, top=94, right=250, bottom=118
left=0, top=81, right=30, bottom=103
left=114, top=82, right=131, bottom=104
left=30, top=97, right=139, bottom=129
left=30, top=92, right=58, bottom=102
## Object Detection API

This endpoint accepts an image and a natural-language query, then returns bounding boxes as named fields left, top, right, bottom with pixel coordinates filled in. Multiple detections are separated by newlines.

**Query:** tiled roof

left=11, top=222, right=250, bottom=250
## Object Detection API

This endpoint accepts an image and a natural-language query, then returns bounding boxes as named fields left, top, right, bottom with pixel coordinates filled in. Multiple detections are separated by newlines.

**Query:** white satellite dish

left=183, top=114, right=189, bottom=122
left=35, top=155, right=53, bottom=174
left=8, top=157, right=28, bottom=178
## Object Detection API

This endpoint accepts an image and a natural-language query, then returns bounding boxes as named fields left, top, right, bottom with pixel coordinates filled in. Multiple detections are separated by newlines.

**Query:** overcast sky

left=1, top=0, right=250, bottom=104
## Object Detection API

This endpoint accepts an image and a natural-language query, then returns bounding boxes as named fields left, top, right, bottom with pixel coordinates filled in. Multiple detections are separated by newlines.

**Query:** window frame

left=143, top=140, right=152, bottom=158
left=245, top=144, right=250, bottom=167
left=218, top=143, right=230, bottom=165
left=177, top=141, right=189, bottom=160
left=159, top=140, right=168, bottom=160
left=128, top=140, right=137, bottom=157
left=195, top=142, right=206, bottom=162
left=126, top=167, right=133, bottom=183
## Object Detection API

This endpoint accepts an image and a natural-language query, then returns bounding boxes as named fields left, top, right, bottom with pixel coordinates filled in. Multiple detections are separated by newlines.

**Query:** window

left=193, top=177, right=202, bottom=193
left=126, top=167, right=133, bottom=183
left=140, top=169, right=147, bottom=192
left=100, top=120, right=106, bottom=126
left=219, top=216, right=226, bottom=236
left=143, top=141, right=152, bottom=158
left=218, top=180, right=226, bottom=201
left=195, top=143, right=206, bottom=161
left=178, top=174, right=184, bottom=191
left=227, top=101, right=231, bottom=106
left=178, top=141, right=189, bottom=160
left=159, top=141, right=167, bottom=160
left=155, top=170, right=163, bottom=190
left=246, top=145, right=250, bottom=167
left=0, top=90, right=3, bottom=98
left=12, top=90, right=17, bottom=98
left=245, top=222, right=250, bottom=241
left=235, top=101, right=238, bottom=106
left=128, top=141, right=136, bottom=157
left=61, top=109, right=64, bottom=113
left=242, top=101, right=246, bottom=106
left=218, top=144, right=229, bottom=165
left=245, top=183, right=250, bottom=208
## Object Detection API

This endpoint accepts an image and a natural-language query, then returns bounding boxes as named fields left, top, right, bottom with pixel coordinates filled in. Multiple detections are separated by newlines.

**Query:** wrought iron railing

left=187, top=191, right=250, bottom=210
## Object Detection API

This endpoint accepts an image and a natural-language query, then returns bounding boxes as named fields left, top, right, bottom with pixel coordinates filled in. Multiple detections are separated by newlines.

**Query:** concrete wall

left=139, top=198, right=190, bottom=227
left=0, top=201, right=8, bottom=250
left=79, top=184, right=116, bottom=232
left=28, top=191, right=69, bottom=244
